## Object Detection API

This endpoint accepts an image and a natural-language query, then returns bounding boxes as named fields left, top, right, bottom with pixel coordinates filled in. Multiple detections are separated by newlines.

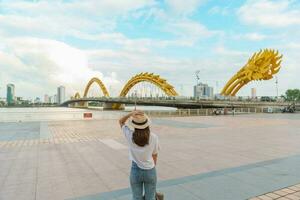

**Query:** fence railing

left=143, top=107, right=285, bottom=117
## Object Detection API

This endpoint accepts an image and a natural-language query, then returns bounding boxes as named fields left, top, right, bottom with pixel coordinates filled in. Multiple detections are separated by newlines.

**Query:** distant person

left=119, top=110, right=160, bottom=200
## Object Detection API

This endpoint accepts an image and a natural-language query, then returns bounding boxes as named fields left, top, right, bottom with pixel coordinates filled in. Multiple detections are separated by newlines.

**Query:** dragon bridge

left=83, top=77, right=110, bottom=97
left=74, top=92, right=81, bottom=99
left=221, top=49, right=283, bottom=96
left=119, top=72, right=178, bottom=97
left=71, top=73, right=178, bottom=109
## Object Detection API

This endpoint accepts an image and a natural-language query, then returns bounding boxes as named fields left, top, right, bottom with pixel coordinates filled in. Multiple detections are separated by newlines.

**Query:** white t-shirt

left=122, top=125, right=159, bottom=170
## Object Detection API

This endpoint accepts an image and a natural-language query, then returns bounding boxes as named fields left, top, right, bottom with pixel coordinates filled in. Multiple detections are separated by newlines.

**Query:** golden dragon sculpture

left=221, top=49, right=283, bottom=96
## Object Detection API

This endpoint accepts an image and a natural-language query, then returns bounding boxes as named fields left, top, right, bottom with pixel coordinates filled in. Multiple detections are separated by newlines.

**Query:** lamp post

left=134, top=89, right=137, bottom=110
left=275, top=76, right=279, bottom=101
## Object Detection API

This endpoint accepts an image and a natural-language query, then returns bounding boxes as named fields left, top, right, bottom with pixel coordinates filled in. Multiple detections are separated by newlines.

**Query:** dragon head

left=242, top=49, right=282, bottom=81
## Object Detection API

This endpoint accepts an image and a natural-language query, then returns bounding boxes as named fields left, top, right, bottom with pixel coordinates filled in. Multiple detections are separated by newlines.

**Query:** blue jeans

left=130, top=162, right=157, bottom=200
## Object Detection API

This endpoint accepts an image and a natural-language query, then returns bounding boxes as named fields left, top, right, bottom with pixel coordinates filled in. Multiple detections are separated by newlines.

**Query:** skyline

left=1, top=0, right=300, bottom=98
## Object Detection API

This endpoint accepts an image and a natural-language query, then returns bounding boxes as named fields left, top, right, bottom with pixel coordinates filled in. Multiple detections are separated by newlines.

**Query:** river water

left=0, top=106, right=176, bottom=122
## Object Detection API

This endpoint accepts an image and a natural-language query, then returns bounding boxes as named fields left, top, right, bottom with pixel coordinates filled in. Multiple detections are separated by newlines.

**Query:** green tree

left=285, top=89, right=300, bottom=101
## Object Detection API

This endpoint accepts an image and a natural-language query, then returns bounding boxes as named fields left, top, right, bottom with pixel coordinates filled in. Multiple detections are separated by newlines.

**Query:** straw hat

left=129, top=113, right=151, bottom=129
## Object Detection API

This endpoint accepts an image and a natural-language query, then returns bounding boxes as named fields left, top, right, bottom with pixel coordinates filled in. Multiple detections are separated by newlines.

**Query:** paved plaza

left=0, top=113, right=300, bottom=200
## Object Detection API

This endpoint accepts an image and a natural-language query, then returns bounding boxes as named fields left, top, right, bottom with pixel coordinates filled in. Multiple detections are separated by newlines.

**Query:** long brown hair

left=132, top=127, right=150, bottom=147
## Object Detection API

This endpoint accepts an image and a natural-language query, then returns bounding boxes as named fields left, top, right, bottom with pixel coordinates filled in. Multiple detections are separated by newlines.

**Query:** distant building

left=0, top=97, right=6, bottom=106
left=34, top=97, right=41, bottom=104
left=194, top=83, right=214, bottom=99
left=44, top=94, right=49, bottom=103
left=6, top=84, right=15, bottom=105
left=251, top=88, right=257, bottom=99
left=15, top=97, right=22, bottom=104
left=48, top=96, right=53, bottom=104
left=53, top=94, right=57, bottom=104
left=57, top=86, right=65, bottom=104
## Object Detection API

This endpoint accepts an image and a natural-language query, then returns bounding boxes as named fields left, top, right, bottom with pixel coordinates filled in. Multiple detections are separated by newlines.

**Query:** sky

left=0, top=0, right=300, bottom=99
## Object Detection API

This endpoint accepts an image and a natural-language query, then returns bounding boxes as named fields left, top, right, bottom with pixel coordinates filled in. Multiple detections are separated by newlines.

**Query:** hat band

left=132, top=119, right=148, bottom=126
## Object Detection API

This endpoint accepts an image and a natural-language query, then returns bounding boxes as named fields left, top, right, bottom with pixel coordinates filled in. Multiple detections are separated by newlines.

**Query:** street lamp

left=275, top=76, right=279, bottom=100
left=134, top=89, right=137, bottom=110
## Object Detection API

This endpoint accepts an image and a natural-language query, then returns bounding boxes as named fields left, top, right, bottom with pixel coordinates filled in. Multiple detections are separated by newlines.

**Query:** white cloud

left=214, top=45, right=248, bottom=57
left=165, top=0, right=206, bottom=15
left=0, top=12, right=114, bottom=39
left=164, top=20, right=217, bottom=46
left=1, top=0, right=155, bottom=17
left=208, top=6, right=230, bottom=15
left=233, top=32, right=268, bottom=41
left=67, top=0, right=156, bottom=16
left=238, top=0, right=300, bottom=27
left=0, top=37, right=119, bottom=98
left=0, top=0, right=156, bottom=39
left=243, top=33, right=267, bottom=41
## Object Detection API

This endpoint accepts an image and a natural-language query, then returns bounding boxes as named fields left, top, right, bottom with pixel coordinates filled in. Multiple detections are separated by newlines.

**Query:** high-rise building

left=6, top=84, right=15, bottom=105
left=53, top=94, right=57, bottom=104
left=194, top=83, right=214, bottom=99
left=251, top=88, right=257, bottom=99
left=44, top=94, right=49, bottom=103
left=48, top=96, right=53, bottom=104
left=57, top=86, right=65, bottom=104
left=194, top=84, right=205, bottom=99
left=205, top=86, right=214, bottom=99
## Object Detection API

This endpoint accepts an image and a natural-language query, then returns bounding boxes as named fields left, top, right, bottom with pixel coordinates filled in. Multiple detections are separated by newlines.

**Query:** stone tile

left=257, top=195, right=273, bottom=200
left=285, top=194, right=300, bottom=200
left=265, top=192, right=281, bottom=199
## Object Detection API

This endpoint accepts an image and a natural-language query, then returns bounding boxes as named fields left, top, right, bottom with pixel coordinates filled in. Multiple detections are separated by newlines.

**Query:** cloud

left=165, top=0, right=206, bottom=15
left=238, top=0, right=300, bottom=28
left=163, top=20, right=218, bottom=46
left=208, top=6, right=230, bottom=15
left=1, top=0, right=155, bottom=17
left=0, top=13, right=114, bottom=41
left=243, top=33, right=267, bottom=41
left=0, top=37, right=119, bottom=98
left=75, top=22, right=215, bottom=50
left=233, top=32, right=268, bottom=41
left=0, top=0, right=156, bottom=39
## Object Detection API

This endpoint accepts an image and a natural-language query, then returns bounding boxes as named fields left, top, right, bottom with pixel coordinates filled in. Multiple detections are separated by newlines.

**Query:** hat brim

left=128, top=116, right=151, bottom=130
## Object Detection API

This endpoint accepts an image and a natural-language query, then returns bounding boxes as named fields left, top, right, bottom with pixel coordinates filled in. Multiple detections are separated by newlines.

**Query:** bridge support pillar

left=103, top=103, right=125, bottom=110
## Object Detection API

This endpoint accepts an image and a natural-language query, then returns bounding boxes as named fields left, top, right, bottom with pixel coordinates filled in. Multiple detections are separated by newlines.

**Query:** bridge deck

left=62, top=97, right=297, bottom=109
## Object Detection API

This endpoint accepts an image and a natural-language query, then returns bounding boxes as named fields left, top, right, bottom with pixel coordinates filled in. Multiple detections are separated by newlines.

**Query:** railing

left=63, top=97, right=300, bottom=109
left=142, top=107, right=282, bottom=117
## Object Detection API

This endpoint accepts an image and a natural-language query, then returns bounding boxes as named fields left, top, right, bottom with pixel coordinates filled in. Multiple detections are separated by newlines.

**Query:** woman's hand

left=131, top=110, right=144, bottom=116
left=119, top=110, right=144, bottom=128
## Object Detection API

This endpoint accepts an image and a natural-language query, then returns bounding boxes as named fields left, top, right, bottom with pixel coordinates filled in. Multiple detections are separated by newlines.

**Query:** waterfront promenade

left=0, top=110, right=300, bottom=200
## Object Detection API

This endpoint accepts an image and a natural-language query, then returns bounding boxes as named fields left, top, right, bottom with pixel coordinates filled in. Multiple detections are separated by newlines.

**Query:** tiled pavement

left=69, top=154, right=300, bottom=200
left=249, top=183, right=300, bottom=200
left=0, top=113, right=300, bottom=200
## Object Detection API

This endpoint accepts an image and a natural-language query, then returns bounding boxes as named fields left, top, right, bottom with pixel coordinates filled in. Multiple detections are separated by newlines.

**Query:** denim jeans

left=130, top=161, right=157, bottom=200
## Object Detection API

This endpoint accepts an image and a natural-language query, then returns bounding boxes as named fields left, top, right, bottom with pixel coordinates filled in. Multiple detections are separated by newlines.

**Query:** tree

left=285, top=89, right=300, bottom=101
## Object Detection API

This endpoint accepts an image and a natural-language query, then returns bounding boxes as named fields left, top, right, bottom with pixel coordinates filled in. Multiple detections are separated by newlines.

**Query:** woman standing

left=119, top=110, right=159, bottom=200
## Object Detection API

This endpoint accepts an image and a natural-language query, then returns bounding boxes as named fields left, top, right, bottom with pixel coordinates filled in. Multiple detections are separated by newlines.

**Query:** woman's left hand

left=131, top=110, right=144, bottom=116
